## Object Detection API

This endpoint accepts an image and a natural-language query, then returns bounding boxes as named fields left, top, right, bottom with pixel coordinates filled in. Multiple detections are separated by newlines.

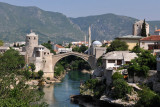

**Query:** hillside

left=71, top=14, right=160, bottom=41
left=0, top=2, right=84, bottom=43
left=0, top=2, right=160, bottom=43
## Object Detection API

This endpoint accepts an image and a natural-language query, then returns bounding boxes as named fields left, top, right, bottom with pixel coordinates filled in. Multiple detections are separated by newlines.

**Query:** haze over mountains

left=0, top=2, right=160, bottom=43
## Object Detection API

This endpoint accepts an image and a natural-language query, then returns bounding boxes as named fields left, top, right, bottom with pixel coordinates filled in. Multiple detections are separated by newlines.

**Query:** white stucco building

left=140, top=35, right=160, bottom=51
left=102, top=51, right=137, bottom=70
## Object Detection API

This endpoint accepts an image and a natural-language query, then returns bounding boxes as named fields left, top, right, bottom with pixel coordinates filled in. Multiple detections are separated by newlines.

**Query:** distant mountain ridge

left=71, top=14, right=160, bottom=41
left=0, top=2, right=160, bottom=43
left=0, top=2, right=84, bottom=43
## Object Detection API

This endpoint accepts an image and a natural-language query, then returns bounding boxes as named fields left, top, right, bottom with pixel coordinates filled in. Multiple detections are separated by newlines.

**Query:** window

left=34, top=37, right=36, bottom=40
left=108, top=60, right=115, bottom=63
left=36, top=51, right=40, bottom=57
left=29, top=37, right=30, bottom=39
left=117, top=60, right=122, bottom=65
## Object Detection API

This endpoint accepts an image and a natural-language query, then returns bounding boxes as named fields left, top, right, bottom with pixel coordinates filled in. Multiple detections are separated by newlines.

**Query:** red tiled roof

left=155, top=29, right=160, bottom=32
left=140, top=35, right=160, bottom=41
left=56, top=44, right=64, bottom=48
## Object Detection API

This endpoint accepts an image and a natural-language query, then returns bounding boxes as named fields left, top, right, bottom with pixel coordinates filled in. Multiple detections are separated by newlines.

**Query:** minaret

left=88, top=25, right=91, bottom=48
left=155, top=26, right=158, bottom=31
left=84, top=35, right=86, bottom=45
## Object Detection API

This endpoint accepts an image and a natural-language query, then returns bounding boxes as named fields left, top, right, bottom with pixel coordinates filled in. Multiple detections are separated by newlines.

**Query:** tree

left=0, top=49, right=47, bottom=106
left=79, top=44, right=88, bottom=53
left=131, top=44, right=143, bottom=53
left=106, top=40, right=128, bottom=52
left=136, top=87, right=160, bottom=107
left=72, top=46, right=80, bottom=52
left=0, top=40, right=3, bottom=46
left=29, top=63, right=36, bottom=78
left=112, top=72, right=124, bottom=81
left=42, top=42, right=56, bottom=55
left=112, top=79, right=132, bottom=99
left=38, top=70, right=44, bottom=79
left=141, top=19, right=147, bottom=37
left=128, top=50, right=156, bottom=78
left=0, top=49, right=25, bottom=73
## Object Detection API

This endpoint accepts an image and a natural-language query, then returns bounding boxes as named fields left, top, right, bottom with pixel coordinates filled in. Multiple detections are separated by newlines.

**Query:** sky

left=0, top=0, right=159, bottom=21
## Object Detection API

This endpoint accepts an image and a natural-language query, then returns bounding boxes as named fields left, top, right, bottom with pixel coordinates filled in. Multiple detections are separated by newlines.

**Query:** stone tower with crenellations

left=133, top=20, right=149, bottom=36
left=25, top=32, right=38, bottom=58
left=25, top=32, right=54, bottom=78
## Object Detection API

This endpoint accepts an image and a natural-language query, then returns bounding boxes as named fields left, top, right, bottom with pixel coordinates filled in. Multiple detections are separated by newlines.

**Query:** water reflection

left=43, top=70, right=90, bottom=107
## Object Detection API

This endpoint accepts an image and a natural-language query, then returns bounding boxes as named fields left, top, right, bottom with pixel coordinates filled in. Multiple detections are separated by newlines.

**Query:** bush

left=47, top=77, right=50, bottom=80
left=38, top=70, right=44, bottom=79
left=81, top=79, right=105, bottom=98
left=112, top=79, right=132, bottom=99
left=24, top=70, right=32, bottom=80
left=32, top=72, right=38, bottom=79
left=136, top=87, right=160, bottom=107
left=112, top=72, right=123, bottom=81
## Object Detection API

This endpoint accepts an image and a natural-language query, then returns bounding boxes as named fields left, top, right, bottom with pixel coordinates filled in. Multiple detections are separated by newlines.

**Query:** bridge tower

left=25, top=32, right=38, bottom=64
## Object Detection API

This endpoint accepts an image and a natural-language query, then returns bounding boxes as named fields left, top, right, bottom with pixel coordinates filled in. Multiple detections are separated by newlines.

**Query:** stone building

left=90, top=41, right=106, bottom=59
left=133, top=20, right=149, bottom=36
left=25, top=32, right=54, bottom=78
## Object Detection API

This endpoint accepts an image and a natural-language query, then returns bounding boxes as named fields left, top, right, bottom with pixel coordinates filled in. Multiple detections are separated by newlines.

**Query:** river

left=42, top=70, right=90, bottom=107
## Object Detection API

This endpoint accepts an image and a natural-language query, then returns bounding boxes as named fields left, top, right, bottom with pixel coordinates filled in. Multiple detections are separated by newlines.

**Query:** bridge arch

left=52, top=52, right=97, bottom=77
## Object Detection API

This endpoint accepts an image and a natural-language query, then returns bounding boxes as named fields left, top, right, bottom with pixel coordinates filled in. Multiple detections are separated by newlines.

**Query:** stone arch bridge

left=52, top=52, right=97, bottom=73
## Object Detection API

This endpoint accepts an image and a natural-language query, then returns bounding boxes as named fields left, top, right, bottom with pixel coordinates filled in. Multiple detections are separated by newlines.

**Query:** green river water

left=42, top=71, right=90, bottom=107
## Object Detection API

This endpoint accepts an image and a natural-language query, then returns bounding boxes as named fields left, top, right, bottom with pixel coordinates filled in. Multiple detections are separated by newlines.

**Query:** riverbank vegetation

left=80, top=79, right=106, bottom=99
left=0, top=49, right=47, bottom=106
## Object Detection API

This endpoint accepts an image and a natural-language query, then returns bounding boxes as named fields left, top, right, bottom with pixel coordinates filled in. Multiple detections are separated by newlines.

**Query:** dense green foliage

left=97, top=56, right=103, bottom=67
left=80, top=79, right=106, bottom=98
left=0, top=40, right=3, bottom=46
left=54, top=62, right=65, bottom=78
left=38, top=70, right=44, bottom=79
left=42, top=41, right=56, bottom=54
left=0, top=49, right=47, bottom=106
left=128, top=50, right=156, bottom=78
left=141, top=19, right=147, bottom=37
left=131, top=44, right=143, bottom=53
left=23, top=69, right=32, bottom=80
left=136, top=87, right=160, bottom=107
left=112, top=72, right=124, bottom=81
left=0, top=49, right=25, bottom=73
left=72, top=45, right=88, bottom=53
left=29, top=63, right=36, bottom=72
left=106, top=40, right=128, bottom=52
left=112, top=79, right=132, bottom=99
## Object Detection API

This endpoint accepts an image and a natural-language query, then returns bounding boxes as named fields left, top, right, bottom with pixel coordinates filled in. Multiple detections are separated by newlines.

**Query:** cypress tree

left=141, top=19, right=147, bottom=37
